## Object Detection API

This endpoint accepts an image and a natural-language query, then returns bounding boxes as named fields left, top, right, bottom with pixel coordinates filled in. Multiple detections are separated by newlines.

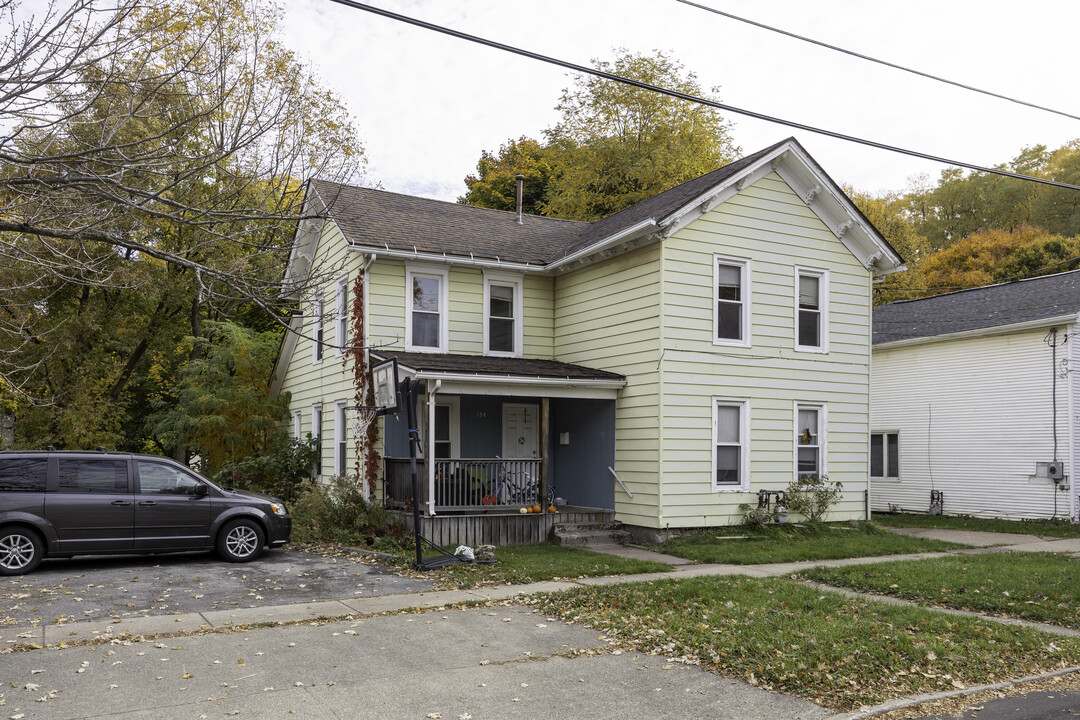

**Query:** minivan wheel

left=217, top=519, right=265, bottom=563
left=0, top=527, right=44, bottom=576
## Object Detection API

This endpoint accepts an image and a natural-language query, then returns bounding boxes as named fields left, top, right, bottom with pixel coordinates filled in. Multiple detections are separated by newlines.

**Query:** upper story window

left=312, top=293, right=324, bottom=364
left=484, top=273, right=523, bottom=357
left=796, top=404, right=825, bottom=481
left=714, top=255, right=750, bottom=347
left=714, top=399, right=749, bottom=491
left=796, top=268, right=828, bottom=352
left=406, top=265, right=448, bottom=353
left=871, top=432, right=899, bottom=480
left=335, top=276, right=349, bottom=355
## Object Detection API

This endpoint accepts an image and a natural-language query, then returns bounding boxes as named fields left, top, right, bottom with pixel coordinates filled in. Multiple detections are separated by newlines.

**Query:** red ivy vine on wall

left=346, top=268, right=381, bottom=497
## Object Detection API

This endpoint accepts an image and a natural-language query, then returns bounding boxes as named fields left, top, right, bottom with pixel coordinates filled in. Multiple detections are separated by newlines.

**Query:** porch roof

left=371, top=351, right=626, bottom=398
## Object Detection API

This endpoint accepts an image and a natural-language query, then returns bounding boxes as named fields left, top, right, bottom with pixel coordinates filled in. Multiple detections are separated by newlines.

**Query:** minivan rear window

left=0, top=457, right=47, bottom=492
left=58, top=459, right=129, bottom=494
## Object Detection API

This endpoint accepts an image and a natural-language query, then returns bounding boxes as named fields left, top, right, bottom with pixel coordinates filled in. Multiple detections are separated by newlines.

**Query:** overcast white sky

left=275, top=0, right=1080, bottom=203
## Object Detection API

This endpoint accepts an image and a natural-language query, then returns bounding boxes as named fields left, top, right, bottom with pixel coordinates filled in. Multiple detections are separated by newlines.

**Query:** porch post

left=540, top=397, right=550, bottom=507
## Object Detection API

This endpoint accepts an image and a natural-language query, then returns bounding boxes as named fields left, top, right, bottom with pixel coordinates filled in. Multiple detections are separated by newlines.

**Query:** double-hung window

left=796, top=268, right=828, bottom=352
left=484, top=274, right=523, bottom=357
left=293, top=411, right=302, bottom=441
left=312, top=293, right=324, bottom=364
left=334, top=400, right=347, bottom=477
left=713, top=399, right=748, bottom=491
left=335, top=276, right=349, bottom=355
left=406, top=265, right=448, bottom=352
left=311, top=404, right=323, bottom=481
left=714, top=255, right=750, bottom=346
left=796, top=404, right=825, bottom=481
left=870, top=432, right=899, bottom=480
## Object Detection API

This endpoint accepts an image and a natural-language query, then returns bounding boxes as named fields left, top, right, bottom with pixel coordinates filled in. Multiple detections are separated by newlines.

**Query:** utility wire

left=326, top=0, right=1080, bottom=193
left=675, top=0, right=1080, bottom=123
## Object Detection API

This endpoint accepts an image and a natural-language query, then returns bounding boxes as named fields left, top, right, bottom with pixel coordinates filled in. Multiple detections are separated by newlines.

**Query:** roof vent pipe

left=515, top=174, right=525, bottom=225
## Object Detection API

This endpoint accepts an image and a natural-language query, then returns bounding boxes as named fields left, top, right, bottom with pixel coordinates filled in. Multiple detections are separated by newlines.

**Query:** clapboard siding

left=279, top=220, right=365, bottom=485
left=657, top=173, right=872, bottom=527
left=555, top=243, right=663, bottom=528
left=872, top=326, right=1076, bottom=520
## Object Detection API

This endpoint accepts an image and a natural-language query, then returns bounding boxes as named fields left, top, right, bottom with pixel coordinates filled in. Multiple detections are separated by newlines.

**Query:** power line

left=325, top=0, right=1080, bottom=193
left=675, top=0, right=1080, bottom=123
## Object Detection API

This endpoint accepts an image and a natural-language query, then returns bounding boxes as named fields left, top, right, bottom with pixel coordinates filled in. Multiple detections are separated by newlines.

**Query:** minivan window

left=0, top=458, right=47, bottom=492
left=58, top=458, right=128, bottom=494
left=138, top=461, right=201, bottom=496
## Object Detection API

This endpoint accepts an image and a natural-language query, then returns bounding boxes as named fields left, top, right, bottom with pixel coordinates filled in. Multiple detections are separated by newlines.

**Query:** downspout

left=427, top=379, right=442, bottom=516
left=362, top=253, right=377, bottom=368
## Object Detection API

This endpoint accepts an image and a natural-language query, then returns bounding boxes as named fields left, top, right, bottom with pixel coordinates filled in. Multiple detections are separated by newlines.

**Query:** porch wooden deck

left=390, top=507, right=614, bottom=547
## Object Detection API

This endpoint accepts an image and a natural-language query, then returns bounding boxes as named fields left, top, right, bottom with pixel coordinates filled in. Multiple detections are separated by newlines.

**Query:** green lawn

left=652, top=522, right=966, bottom=564
left=873, top=512, right=1080, bottom=538
left=801, top=552, right=1080, bottom=630
left=535, top=575, right=1080, bottom=711
left=419, top=544, right=673, bottom=589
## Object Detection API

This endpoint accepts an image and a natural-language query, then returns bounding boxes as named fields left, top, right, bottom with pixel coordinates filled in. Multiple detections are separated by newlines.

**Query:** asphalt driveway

left=0, top=548, right=434, bottom=628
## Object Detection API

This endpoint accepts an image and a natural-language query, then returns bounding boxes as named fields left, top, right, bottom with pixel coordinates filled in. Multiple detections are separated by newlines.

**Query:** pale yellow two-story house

left=272, top=138, right=903, bottom=543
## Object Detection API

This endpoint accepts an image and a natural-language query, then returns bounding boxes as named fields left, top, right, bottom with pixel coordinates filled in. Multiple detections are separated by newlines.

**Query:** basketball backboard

left=371, top=357, right=400, bottom=415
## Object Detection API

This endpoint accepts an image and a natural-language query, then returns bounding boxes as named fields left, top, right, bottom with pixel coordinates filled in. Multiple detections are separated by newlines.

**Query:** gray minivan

left=0, top=450, right=291, bottom=575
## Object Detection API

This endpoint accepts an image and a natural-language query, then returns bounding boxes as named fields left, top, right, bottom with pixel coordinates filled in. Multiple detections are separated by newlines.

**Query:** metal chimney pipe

left=515, top=174, right=525, bottom=225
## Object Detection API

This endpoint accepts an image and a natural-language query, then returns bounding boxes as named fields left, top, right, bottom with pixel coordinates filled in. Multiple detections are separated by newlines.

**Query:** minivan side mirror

left=194, top=484, right=208, bottom=497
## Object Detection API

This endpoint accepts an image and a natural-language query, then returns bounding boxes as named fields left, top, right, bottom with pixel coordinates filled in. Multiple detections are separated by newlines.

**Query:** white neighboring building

left=871, top=270, right=1080, bottom=522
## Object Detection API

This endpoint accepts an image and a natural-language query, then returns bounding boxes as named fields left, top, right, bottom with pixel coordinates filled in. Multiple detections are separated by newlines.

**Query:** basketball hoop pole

left=399, top=376, right=424, bottom=569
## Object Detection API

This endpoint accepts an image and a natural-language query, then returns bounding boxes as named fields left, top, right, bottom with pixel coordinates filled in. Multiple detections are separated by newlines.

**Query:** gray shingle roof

left=873, top=270, right=1080, bottom=345
left=371, top=351, right=625, bottom=382
left=310, top=139, right=795, bottom=266
left=309, top=180, right=585, bottom=266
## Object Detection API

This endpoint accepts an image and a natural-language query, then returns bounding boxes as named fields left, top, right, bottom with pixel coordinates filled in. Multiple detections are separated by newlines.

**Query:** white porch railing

left=385, top=457, right=543, bottom=511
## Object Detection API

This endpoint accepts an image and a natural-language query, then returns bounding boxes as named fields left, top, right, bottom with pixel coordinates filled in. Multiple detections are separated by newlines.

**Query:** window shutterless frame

left=312, top=293, right=324, bottom=364
left=405, top=264, right=449, bottom=353
left=870, top=432, right=900, bottom=479
left=713, top=398, right=750, bottom=492
left=311, top=403, right=323, bottom=481
left=483, top=272, right=523, bottom=357
left=713, top=254, right=751, bottom=347
left=795, top=267, right=829, bottom=353
left=794, top=403, right=826, bottom=481
left=335, top=275, right=349, bottom=356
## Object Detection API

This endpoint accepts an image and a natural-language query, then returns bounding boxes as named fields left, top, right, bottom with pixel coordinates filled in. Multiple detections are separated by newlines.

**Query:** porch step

left=550, top=520, right=630, bottom=547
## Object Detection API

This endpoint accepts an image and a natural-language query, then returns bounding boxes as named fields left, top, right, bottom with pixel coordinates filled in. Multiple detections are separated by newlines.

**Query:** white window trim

left=311, top=294, right=324, bottom=365
left=405, top=263, right=449, bottom=353
left=293, top=411, right=302, bottom=440
left=335, top=275, right=349, bottom=357
left=311, top=403, right=323, bottom=481
left=483, top=272, right=524, bottom=358
left=871, top=430, right=901, bottom=481
left=795, top=266, right=829, bottom=353
left=794, top=402, right=827, bottom=482
left=713, top=254, right=752, bottom=348
left=712, top=397, right=750, bottom=493
left=431, top=395, right=461, bottom=459
left=334, top=400, right=347, bottom=477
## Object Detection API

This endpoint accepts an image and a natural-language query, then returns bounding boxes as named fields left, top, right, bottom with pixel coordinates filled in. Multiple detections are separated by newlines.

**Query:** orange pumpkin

left=548, top=505, right=557, bottom=513
left=531, top=504, right=542, bottom=514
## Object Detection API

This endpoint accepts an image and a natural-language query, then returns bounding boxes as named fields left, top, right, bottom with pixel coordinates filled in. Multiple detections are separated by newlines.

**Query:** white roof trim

left=874, top=313, right=1077, bottom=350
left=657, top=140, right=904, bottom=275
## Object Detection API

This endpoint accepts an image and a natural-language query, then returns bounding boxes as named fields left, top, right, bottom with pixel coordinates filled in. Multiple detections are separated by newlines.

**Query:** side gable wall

left=658, top=172, right=872, bottom=527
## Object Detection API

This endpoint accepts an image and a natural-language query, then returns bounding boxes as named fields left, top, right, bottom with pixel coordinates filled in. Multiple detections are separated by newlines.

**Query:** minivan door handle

left=111, top=500, right=132, bottom=506
left=137, top=501, right=157, bottom=506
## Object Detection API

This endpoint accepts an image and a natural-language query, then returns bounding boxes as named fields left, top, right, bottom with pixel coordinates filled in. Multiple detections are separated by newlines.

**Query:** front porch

left=390, top=505, right=617, bottom=547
